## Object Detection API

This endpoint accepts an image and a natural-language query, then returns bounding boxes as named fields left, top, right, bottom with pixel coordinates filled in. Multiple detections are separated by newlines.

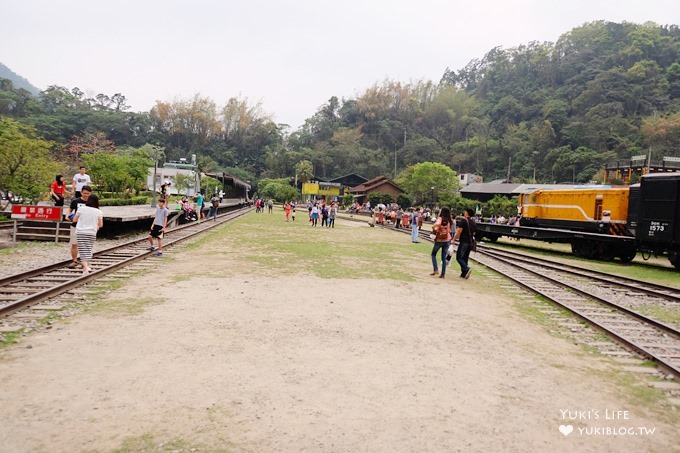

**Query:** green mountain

left=0, top=62, right=41, bottom=95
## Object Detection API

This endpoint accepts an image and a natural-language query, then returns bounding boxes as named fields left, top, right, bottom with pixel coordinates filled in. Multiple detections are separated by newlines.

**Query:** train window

left=594, top=199, right=603, bottom=220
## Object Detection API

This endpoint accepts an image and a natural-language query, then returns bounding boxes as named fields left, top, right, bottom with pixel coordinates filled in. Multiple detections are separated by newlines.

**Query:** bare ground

left=0, top=218, right=678, bottom=452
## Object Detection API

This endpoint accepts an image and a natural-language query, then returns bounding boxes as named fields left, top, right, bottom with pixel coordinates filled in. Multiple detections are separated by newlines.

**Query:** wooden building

left=348, top=176, right=404, bottom=203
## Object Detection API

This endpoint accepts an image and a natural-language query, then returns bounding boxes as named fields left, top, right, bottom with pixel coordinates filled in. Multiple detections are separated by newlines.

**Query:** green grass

left=112, top=433, right=230, bottom=453
left=0, top=329, right=25, bottom=348
left=636, top=305, right=680, bottom=330
left=196, top=211, right=430, bottom=281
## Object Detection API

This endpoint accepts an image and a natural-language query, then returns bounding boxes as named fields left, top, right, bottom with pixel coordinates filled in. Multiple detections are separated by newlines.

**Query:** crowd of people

left=271, top=197, right=478, bottom=281
left=51, top=168, right=479, bottom=281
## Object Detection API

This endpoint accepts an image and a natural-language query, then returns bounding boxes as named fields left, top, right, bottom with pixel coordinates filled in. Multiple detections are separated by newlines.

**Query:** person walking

left=196, top=191, right=205, bottom=221
left=208, top=194, right=219, bottom=221
left=147, top=198, right=169, bottom=256
left=50, top=175, right=66, bottom=207
left=410, top=207, right=421, bottom=243
left=395, top=207, right=404, bottom=229
left=321, top=204, right=329, bottom=227
left=328, top=203, right=337, bottom=228
left=67, top=185, right=92, bottom=268
left=71, top=166, right=91, bottom=199
left=452, top=208, right=477, bottom=279
left=430, top=206, right=453, bottom=279
left=285, top=202, right=291, bottom=222
left=72, top=194, right=103, bottom=275
left=310, top=204, right=320, bottom=227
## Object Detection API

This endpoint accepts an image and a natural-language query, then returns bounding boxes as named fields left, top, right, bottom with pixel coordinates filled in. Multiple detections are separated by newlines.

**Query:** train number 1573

left=648, top=221, right=667, bottom=236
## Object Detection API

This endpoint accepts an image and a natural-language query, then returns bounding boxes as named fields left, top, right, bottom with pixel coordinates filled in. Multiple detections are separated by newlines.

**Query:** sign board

left=630, top=155, right=647, bottom=161
left=663, top=156, right=680, bottom=162
left=302, top=182, right=341, bottom=196
left=11, top=205, right=62, bottom=221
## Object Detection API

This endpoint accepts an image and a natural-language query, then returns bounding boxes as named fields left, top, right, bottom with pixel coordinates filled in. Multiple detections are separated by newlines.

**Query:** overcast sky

left=3, top=0, right=679, bottom=130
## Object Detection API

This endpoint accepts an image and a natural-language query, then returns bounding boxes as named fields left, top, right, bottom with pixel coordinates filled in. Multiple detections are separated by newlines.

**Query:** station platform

left=100, top=198, right=245, bottom=222
left=9, top=199, right=248, bottom=242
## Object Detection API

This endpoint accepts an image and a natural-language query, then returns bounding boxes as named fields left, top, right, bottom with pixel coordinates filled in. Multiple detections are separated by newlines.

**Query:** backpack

left=434, top=222, right=450, bottom=242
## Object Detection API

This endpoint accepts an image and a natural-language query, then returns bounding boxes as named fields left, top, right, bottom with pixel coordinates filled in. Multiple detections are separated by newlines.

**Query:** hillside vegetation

left=1, top=20, right=679, bottom=195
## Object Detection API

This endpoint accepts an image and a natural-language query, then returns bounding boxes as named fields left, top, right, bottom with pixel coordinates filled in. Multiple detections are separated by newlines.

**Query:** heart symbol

left=559, top=425, right=573, bottom=436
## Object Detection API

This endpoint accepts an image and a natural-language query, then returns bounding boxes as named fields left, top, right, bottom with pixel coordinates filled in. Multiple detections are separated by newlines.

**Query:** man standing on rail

left=452, top=208, right=476, bottom=279
left=147, top=198, right=169, bottom=256
left=67, top=185, right=92, bottom=268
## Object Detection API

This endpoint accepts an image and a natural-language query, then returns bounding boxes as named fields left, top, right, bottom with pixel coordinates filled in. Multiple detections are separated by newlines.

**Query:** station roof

left=461, top=182, right=600, bottom=201
left=204, top=172, right=251, bottom=190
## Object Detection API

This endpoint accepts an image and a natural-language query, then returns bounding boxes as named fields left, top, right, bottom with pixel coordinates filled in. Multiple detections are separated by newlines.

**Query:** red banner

left=11, top=205, right=63, bottom=221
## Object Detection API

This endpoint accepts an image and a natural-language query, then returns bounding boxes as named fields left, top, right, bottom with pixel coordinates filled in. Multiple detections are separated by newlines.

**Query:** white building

left=147, top=160, right=203, bottom=196
left=459, top=173, right=483, bottom=186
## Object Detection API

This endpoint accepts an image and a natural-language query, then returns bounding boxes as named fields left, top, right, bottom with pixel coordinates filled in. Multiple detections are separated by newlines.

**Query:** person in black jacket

left=452, top=208, right=476, bottom=279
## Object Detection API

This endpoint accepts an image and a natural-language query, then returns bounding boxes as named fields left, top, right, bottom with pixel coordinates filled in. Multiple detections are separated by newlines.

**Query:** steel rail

left=479, top=246, right=680, bottom=302
left=338, top=212, right=680, bottom=378
left=474, top=249, right=680, bottom=379
left=0, top=206, right=251, bottom=317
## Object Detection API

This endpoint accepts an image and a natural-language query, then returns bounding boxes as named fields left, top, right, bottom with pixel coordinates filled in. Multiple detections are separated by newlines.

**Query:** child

left=147, top=198, right=169, bottom=256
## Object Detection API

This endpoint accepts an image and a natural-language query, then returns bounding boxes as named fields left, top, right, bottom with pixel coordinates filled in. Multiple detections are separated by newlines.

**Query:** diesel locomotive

left=475, top=173, right=680, bottom=270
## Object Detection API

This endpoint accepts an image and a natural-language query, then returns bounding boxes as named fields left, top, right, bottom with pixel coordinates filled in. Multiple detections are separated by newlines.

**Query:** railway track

left=0, top=206, right=251, bottom=321
left=339, top=212, right=680, bottom=379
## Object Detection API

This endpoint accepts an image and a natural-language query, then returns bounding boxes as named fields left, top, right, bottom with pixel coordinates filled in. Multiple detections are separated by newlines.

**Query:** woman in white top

left=73, top=195, right=104, bottom=275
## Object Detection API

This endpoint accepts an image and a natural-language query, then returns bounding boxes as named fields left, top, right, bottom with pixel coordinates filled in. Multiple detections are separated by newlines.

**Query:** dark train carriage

left=636, top=174, right=680, bottom=269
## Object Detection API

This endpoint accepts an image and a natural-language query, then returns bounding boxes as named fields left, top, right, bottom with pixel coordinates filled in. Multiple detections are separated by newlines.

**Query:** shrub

left=99, top=196, right=149, bottom=206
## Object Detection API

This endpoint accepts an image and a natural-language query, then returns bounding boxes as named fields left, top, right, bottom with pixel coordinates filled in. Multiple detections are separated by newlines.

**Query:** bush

left=484, top=195, right=518, bottom=218
left=368, top=193, right=394, bottom=206
left=396, top=194, right=412, bottom=208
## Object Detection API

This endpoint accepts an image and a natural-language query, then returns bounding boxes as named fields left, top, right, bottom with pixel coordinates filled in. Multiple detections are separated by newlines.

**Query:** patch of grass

left=37, top=312, right=62, bottom=326
left=0, top=329, right=25, bottom=348
left=636, top=305, right=680, bottom=330
left=514, top=295, right=570, bottom=331
left=0, top=240, right=63, bottom=256
left=112, top=433, right=227, bottom=453
left=208, top=211, right=425, bottom=281
left=89, top=296, right=159, bottom=317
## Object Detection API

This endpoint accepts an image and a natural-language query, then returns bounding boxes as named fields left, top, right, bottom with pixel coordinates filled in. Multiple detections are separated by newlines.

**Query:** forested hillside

left=2, top=20, right=680, bottom=192
left=0, top=62, right=40, bottom=95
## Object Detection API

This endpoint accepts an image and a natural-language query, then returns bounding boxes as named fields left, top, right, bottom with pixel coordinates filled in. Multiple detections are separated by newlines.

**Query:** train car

left=520, top=187, right=630, bottom=236
left=518, top=186, right=635, bottom=261
left=633, top=173, right=680, bottom=269
left=475, top=173, right=680, bottom=270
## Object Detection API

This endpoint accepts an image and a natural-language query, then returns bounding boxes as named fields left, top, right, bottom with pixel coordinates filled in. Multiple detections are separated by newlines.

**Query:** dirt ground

left=0, top=218, right=678, bottom=452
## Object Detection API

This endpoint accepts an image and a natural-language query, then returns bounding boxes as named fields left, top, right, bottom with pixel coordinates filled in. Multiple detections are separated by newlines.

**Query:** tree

left=0, top=117, right=61, bottom=202
left=641, top=112, right=680, bottom=158
left=62, top=131, right=116, bottom=163
left=396, top=162, right=460, bottom=205
left=257, top=178, right=299, bottom=202
left=82, top=149, right=152, bottom=195
left=295, top=160, right=314, bottom=184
